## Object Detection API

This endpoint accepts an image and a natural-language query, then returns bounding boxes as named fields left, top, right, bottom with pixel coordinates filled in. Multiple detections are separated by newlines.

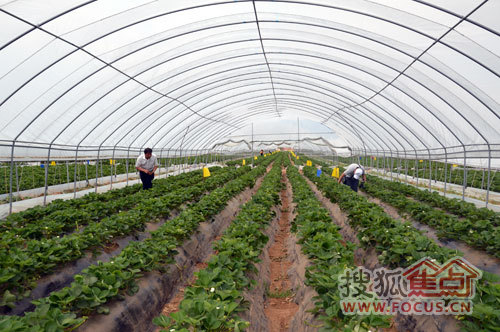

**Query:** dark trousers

left=139, top=171, right=154, bottom=190
left=344, top=176, right=359, bottom=192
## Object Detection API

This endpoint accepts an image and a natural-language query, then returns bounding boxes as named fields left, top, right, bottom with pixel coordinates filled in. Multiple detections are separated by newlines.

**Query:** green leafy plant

left=0, top=154, right=279, bottom=331
left=154, top=155, right=284, bottom=331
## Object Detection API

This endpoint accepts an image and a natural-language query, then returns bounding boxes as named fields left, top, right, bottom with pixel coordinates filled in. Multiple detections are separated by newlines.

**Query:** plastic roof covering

left=0, top=0, right=499, bottom=165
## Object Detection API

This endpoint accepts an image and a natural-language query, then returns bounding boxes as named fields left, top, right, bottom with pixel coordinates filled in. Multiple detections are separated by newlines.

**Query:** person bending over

left=135, top=148, right=158, bottom=190
left=338, top=163, right=366, bottom=192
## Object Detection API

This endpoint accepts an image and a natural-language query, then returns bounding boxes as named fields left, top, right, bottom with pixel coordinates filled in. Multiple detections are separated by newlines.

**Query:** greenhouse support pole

left=449, top=161, right=453, bottom=184
left=396, top=156, right=400, bottom=180
left=416, top=155, right=419, bottom=186
left=126, top=148, right=130, bottom=186
left=190, top=150, right=195, bottom=170
left=390, top=151, right=393, bottom=181
left=428, top=151, right=432, bottom=191
left=165, top=149, right=171, bottom=177
left=434, top=159, right=438, bottom=183
left=193, top=149, right=199, bottom=168
left=43, top=148, right=51, bottom=206
left=486, top=148, right=491, bottom=207
left=85, top=160, right=88, bottom=185
left=404, top=151, right=409, bottom=183
left=158, top=149, right=163, bottom=178
left=462, top=149, right=467, bottom=201
left=174, top=149, right=179, bottom=175
left=8, top=142, right=15, bottom=214
left=95, top=148, right=101, bottom=193
left=251, top=123, right=254, bottom=167
left=297, top=117, right=300, bottom=154
left=382, top=151, right=386, bottom=177
left=179, top=126, right=190, bottom=174
left=110, top=148, right=116, bottom=190
left=443, top=148, right=448, bottom=197
left=481, top=168, right=485, bottom=190
left=66, top=161, right=69, bottom=187
left=15, top=162, right=19, bottom=196
left=73, top=147, right=80, bottom=199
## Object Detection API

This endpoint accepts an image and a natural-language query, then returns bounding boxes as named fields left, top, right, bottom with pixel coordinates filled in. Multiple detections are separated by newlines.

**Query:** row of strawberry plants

left=362, top=178, right=500, bottom=257
left=0, top=155, right=278, bottom=331
left=287, top=161, right=391, bottom=330
left=1, top=167, right=223, bottom=237
left=0, top=155, right=221, bottom=193
left=1, top=168, right=224, bottom=242
left=0, top=166, right=243, bottom=309
left=303, top=166, right=500, bottom=332
left=153, top=155, right=284, bottom=331
left=367, top=175, right=499, bottom=226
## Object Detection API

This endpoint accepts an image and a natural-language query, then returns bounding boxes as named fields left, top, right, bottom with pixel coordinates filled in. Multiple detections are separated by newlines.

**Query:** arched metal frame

left=1, top=0, right=500, bottom=210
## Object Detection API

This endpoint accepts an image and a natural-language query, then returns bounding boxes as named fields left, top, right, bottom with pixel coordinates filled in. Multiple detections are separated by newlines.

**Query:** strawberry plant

left=303, top=165, right=500, bottom=332
left=362, top=178, right=500, bottom=257
left=154, top=154, right=284, bottom=331
left=287, top=162, right=391, bottom=331
left=0, top=155, right=278, bottom=331
left=0, top=167, right=245, bottom=309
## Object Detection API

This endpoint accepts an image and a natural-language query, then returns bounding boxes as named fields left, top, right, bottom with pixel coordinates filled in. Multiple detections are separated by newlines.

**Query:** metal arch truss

left=1, top=1, right=498, bottom=148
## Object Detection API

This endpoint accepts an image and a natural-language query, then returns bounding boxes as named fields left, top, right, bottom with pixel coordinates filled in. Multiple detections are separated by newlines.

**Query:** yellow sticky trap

left=242, top=159, right=246, bottom=166
left=254, top=156, right=258, bottom=160
left=332, top=167, right=340, bottom=178
left=306, top=160, right=312, bottom=166
left=452, top=164, right=458, bottom=168
left=50, top=161, right=56, bottom=166
left=419, top=160, right=423, bottom=163
left=374, top=157, right=376, bottom=161
left=109, top=159, right=113, bottom=165
left=296, top=156, right=299, bottom=160
left=203, top=167, right=211, bottom=177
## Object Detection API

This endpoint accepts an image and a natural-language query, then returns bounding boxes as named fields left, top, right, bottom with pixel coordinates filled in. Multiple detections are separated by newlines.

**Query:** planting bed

left=1, top=152, right=499, bottom=332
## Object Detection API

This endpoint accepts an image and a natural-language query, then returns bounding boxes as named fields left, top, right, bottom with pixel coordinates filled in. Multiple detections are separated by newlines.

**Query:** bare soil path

left=264, top=167, right=298, bottom=332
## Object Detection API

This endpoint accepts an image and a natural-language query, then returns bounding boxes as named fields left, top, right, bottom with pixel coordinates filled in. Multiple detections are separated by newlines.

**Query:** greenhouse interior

left=0, top=1, right=499, bottom=331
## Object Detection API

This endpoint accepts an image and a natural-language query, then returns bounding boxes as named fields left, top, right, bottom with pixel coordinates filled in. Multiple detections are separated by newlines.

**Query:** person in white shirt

left=338, top=163, right=366, bottom=192
left=135, top=148, right=159, bottom=190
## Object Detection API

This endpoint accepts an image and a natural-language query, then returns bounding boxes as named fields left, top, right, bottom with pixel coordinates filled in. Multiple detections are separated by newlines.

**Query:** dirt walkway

left=264, top=167, right=298, bottom=331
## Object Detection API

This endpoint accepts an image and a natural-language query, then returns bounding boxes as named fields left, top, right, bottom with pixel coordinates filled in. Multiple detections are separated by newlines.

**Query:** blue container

left=316, top=169, right=322, bottom=177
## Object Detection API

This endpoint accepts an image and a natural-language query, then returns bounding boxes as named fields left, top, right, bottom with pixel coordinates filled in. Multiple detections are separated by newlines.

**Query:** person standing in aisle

left=260, top=149, right=264, bottom=156
left=135, top=148, right=158, bottom=190
left=338, top=163, right=366, bottom=192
